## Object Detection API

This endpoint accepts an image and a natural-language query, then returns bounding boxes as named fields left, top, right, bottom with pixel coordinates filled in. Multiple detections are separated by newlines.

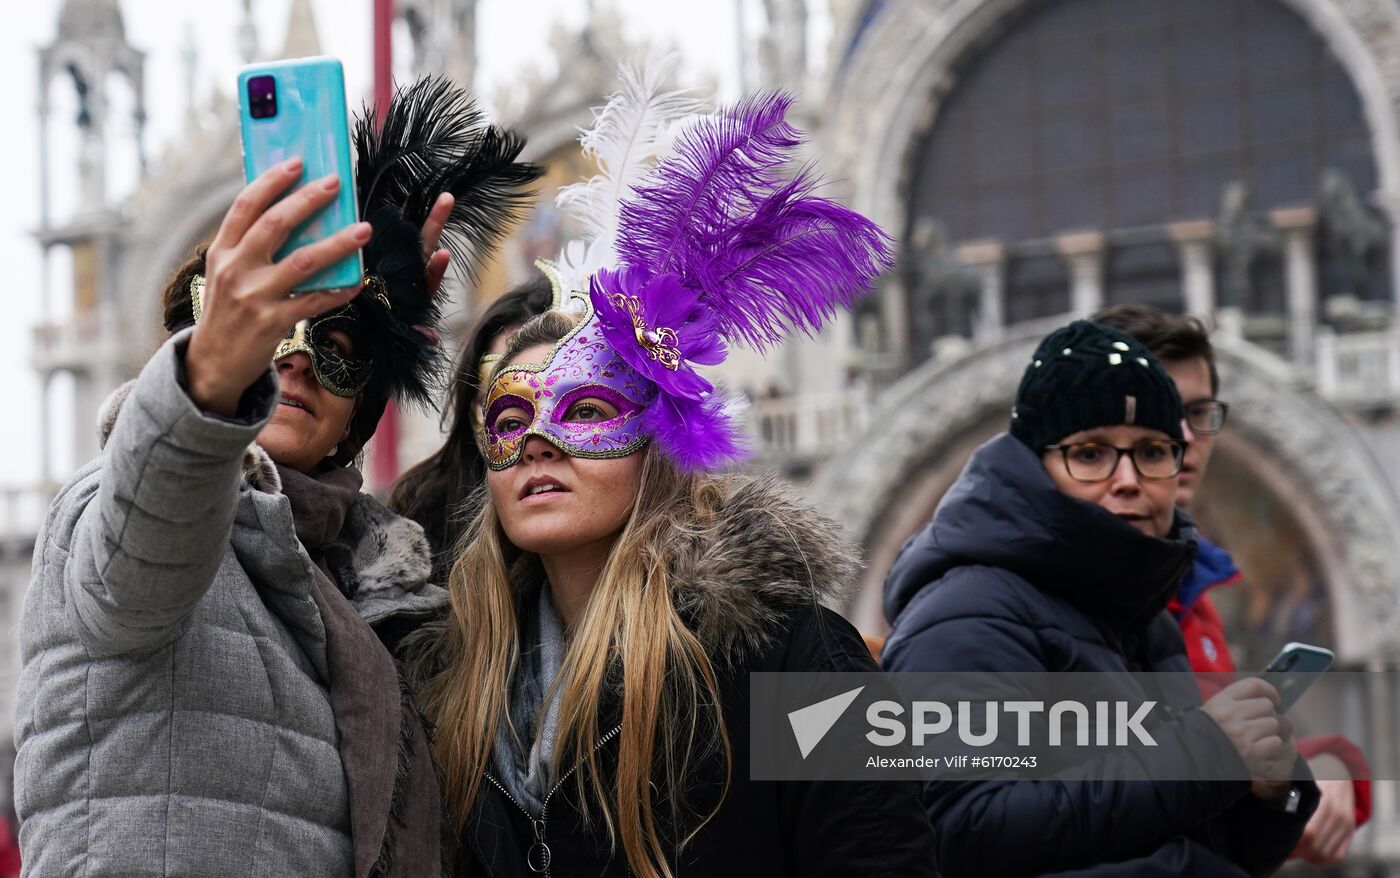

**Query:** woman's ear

left=341, top=398, right=362, bottom=442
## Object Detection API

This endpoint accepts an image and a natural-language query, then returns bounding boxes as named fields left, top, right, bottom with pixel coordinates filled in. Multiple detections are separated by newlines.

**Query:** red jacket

left=1173, top=537, right=1372, bottom=831
left=0, top=814, right=19, bottom=878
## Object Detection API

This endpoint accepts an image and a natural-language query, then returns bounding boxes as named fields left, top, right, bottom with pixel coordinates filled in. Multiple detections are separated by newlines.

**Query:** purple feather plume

left=585, top=89, right=891, bottom=471
left=641, top=392, right=750, bottom=473
left=615, top=92, right=894, bottom=351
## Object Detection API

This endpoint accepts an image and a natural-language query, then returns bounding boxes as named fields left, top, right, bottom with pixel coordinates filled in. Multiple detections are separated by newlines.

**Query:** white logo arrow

left=787, top=686, right=865, bottom=759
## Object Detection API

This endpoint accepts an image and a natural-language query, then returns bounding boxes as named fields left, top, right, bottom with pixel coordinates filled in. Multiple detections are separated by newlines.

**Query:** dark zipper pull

left=527, top=817, right=551, bottom=874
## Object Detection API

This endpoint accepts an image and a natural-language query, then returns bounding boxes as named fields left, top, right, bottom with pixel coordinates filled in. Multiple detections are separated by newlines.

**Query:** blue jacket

left=881, top=434, right=1316, bottom=877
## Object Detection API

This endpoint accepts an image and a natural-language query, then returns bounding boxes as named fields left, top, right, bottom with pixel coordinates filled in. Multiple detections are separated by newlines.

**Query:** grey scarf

left=278, top=463, right=443, bottom=878
left=492, top=579, right=568, bottom=815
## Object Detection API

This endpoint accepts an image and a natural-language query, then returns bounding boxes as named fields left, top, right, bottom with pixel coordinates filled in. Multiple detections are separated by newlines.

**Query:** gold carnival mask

left=190, top=274, right=375, bottom=398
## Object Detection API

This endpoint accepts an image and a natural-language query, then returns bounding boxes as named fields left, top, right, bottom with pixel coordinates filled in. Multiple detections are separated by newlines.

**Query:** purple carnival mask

left=480, top=86, right=893, bottom=472
left=481, top=311, right=658, bottom=469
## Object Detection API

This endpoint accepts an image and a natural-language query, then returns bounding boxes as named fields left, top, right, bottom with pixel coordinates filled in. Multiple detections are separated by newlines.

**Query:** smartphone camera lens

left=1279, top=653, right=1298, bottom=672
left=247, top=75, right=278, bottom=120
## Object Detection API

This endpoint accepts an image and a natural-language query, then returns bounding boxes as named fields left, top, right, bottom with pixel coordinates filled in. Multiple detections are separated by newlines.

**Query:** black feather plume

left=359, top=204, right=441, bottom=411
left=353, top=76, right=543, bottom=278
left=345, top=76, right=543, bottom=421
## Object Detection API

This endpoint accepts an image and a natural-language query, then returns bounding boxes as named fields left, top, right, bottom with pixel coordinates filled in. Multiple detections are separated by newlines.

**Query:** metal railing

left=1316, top=327, right=1400, bottom=405
left=31, top=306, right=118, bottom=373
left=748, top=390, right=873, bottom=461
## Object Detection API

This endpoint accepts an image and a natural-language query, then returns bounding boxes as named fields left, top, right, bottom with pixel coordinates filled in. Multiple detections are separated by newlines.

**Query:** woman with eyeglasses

left=879, top=320, right=1320, bottom=877
left=1094, top=302, right=1371, bottom=868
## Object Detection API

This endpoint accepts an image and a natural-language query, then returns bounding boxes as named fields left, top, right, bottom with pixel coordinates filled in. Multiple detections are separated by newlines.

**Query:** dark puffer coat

left=881, top=433, right=1317, bottom=878
left=414, top=476, right=941, bottom=877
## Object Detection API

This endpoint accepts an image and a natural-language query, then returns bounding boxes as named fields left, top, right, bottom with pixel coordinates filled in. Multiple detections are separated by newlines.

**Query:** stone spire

left=35, top=0, right=150, bottom=478
left=239, top=0, right=260, bottom=64
left=57, top=0, right=126, bottom=44
left=40, top=0, right=146, bottom=216
left=181, top=21, right=199, bottom=125
left=280, top=0, right=323, bottom=58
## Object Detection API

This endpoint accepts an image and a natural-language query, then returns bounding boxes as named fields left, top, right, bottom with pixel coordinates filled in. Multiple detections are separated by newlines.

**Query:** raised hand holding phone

left=185, top=161, right=372, bottom=417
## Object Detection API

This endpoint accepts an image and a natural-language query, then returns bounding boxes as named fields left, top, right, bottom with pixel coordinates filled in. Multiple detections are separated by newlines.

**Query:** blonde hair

left=422, top=310, right=732, bottom=877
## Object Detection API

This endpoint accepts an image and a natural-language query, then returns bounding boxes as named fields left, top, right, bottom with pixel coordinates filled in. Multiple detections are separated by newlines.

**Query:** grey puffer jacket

left=13, top=330, right=447, bottom=878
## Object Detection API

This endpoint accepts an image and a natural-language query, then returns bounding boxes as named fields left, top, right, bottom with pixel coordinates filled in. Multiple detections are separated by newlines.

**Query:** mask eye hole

left=561, top=397, right=620, bottom=423
left=312, top=312, right=369, bottom=362
left=485, top=394, right=535, bottom=437
left=553, top=385, right=640, bottom=427
left=493, top=409, right=530, bottom=435
left=317, top=329, right=354, bottom=360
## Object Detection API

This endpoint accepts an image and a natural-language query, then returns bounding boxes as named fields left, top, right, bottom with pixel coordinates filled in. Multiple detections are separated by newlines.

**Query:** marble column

left=1055, top=231, right=1106, bottom=317
left=1313, top=326, right=1339, bottom=398
left=38, top=371, right=52, bottom=486
left=954, top=240, right=1005, bottom=343
left=880, top=275, right=912, bottom=372
left=1270, top=207, right=1320, bottom=376
left=1168, top=219, right=1216, bottom=318
left=1367, top=656, right=1397, bottom=840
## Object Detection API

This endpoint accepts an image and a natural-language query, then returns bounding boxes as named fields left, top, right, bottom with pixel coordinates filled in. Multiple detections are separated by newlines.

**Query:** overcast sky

left=0, top=0, right=768, bottom=490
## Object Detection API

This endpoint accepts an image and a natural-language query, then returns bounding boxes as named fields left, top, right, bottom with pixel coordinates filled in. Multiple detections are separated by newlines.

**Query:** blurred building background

left=3, top=0, right=1400, bottom=870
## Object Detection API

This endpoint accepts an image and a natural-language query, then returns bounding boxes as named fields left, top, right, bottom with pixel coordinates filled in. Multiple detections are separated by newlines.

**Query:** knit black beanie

left=1011, top=320, right=1185, bottom=451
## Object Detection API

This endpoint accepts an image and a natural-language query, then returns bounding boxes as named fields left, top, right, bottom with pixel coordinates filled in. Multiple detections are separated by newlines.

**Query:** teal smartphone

left=237, top=56, right=362, bottom=293
left=1262, top=642, right=1335, bottom=711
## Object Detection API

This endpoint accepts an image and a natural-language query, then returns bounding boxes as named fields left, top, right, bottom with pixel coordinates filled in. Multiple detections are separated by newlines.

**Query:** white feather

left=554, top=47, right=706, bottom=277
left=554, top=239, right=607, bottom=306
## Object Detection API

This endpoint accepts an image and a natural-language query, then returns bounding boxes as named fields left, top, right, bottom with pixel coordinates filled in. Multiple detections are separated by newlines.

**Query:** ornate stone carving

left=399, top=0, right=477, bottom=87
left=1212, top=341, right=1400, bottom=638
left=1215, top=183, right=1282, bottom=311
left=758, top=0, right=810, bottom=90
left=810, top=321, right=1044, bottom=534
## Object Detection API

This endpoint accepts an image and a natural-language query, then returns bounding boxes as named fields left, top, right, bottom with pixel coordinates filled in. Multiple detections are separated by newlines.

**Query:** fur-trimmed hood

left=405, top=472, right=863, bottom=677
left=670, top=473, right=862, bottom=668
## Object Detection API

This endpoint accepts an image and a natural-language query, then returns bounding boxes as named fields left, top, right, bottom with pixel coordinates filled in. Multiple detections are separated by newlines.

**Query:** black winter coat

left=881, top=434, right=1317, bottom=878
left=424, top=476, right=940, bottom=878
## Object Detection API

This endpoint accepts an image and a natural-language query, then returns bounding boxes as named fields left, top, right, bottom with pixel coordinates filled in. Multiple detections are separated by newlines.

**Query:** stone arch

left=811, top=327, right=1400, bottom=663
left=820, top=0, right=1400, bottom=292
left=115, top=124, right=244, bottom=370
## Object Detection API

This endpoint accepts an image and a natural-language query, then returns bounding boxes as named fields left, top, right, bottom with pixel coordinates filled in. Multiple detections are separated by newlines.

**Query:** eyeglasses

left=1044, top=440, right=1187, bottom=483
left=1184, top=399, right=1229, bottom=435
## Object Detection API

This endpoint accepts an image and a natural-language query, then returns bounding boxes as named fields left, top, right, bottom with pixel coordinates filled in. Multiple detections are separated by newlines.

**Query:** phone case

left=237, top=57, right=362, bottom=292
left=1263, top=642, right=1335, bottom=710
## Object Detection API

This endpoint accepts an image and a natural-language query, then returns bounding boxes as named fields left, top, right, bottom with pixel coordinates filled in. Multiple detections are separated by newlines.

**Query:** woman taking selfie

left=409, top=59, right=940, bottom=878
left=14, top=79, right=540, bottom=878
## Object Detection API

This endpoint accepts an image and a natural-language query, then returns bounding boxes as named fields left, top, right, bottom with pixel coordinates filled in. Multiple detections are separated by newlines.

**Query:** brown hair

left=388, top=277, right=553, bottom=579
left=422, top=309, right=732, bottom=878
left=493, top=307, right=580, bottom=370
left=161, top=243, right=209, bottom=334
left=1092, top=303, right=1219, bottom=395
